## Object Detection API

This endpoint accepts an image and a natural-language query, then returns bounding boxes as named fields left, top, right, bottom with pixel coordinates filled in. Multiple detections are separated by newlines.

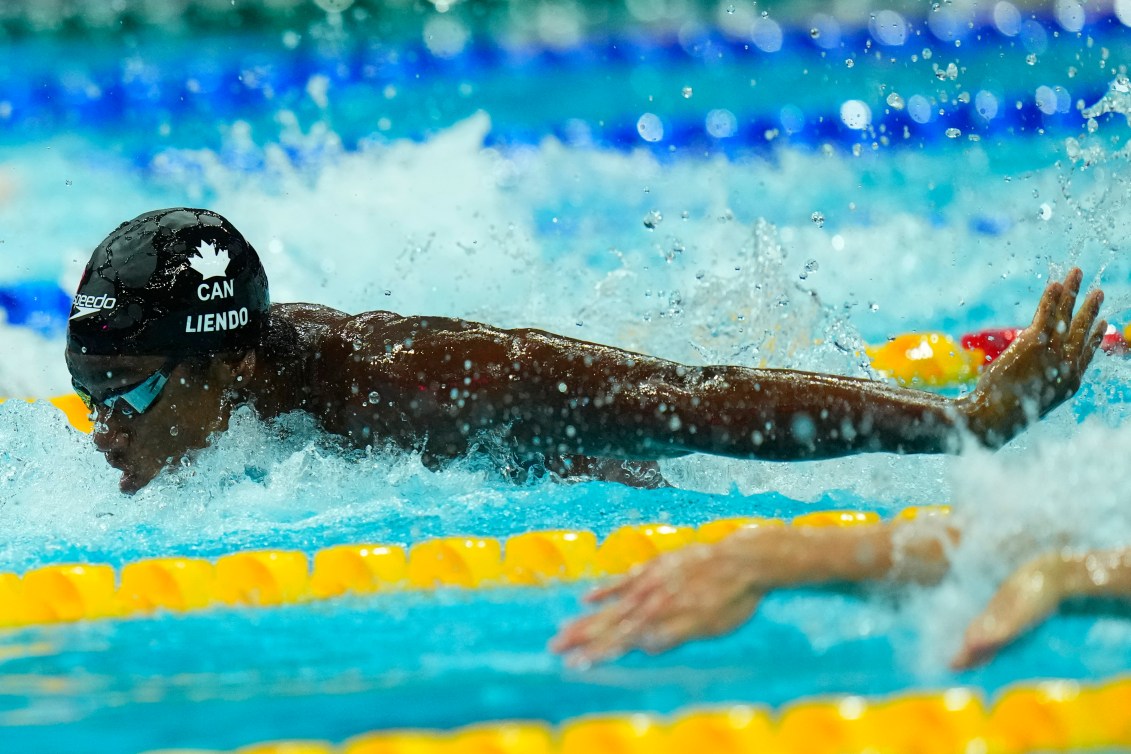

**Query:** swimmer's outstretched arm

left=499, top=269, right=1102, bottom=461
left=953, top=546, right=1131, bottom=669
left=550, top=519, right=958, bottom=665
left=327, top=269, right=1101, bottom=464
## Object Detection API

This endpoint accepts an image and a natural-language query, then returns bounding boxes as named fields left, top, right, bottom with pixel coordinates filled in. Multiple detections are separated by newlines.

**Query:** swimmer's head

left=66, top=209, right=269, bottom=494
left=66, top=207, right=269, bottom=357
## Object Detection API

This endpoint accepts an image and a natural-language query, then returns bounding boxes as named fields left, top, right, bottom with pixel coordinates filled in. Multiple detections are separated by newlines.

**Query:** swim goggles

left=72, top=358, right=178, bottom=417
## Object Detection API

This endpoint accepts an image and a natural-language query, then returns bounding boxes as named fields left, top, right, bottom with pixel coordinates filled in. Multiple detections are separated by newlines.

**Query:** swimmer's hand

left=960, top=268, right=1105, bottom=448
left=952, top=547, right=1131, bottom=669
left=549, top=539, right=766, bottom=666
left=951, top=551, right=1068, bottom=670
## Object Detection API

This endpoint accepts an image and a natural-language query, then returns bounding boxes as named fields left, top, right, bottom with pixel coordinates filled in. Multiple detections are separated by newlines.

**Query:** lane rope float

left=137, top=675, right=1131, bottom=754
left=0, top=507, right=948, bottom=629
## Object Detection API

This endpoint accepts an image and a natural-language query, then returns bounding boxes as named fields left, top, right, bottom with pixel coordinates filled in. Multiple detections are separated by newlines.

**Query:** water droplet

left=368, top=391, right=380, bottom=404
left=384, top=289, right=392, bottom=296
left=681, top=86, right=693, bottom=98
left=945, top=127, right=962, bottom=138
left=170, top=426, right=179, bottom=437
left=845, top=58, right=855, bottom=68
left=643, top=210, right=663, bottom=229
left=809, top=28, right=820, bottom=39
left=886, top=93, right=905, bottom=109
left=1026, top=53, right=1038, bottom=65
left=726, top=4, right=735, bottom=13
left=869, top=302, right=880, bottom=312
left=810, top=211, right=825, bottom=228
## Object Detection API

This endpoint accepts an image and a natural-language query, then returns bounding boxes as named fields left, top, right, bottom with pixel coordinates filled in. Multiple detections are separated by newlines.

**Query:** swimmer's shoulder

left=270, top=304, right=502, bottom=354
left=267, top=303, right=412, bottom=351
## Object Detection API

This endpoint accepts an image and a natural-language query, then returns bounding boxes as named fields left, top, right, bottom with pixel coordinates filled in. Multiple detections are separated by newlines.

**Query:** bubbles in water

left=810, top=211, right=825, bottom=228
left=643, top=210, right=663, bottom=229
left=945, top=128, right=962, bottom=138
left=1026, top=53, right=1038, bottom=65
left=681, top=86, right=693, bottom=99
left=809, top=28, right=820, bottom=39
left=368, top=391, right=380, bottom=404
left=799, top=259, right=819, bottom=280
left=636, top=113, right=664, bottom=142
left=886, top=93, right=905, bottom=110
left=170, top=426, right=179, bottom=437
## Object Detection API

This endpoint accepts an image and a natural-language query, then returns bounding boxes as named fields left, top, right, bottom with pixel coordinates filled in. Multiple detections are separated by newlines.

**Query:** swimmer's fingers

left=1030, top=277, right=1063, bottom=338
left=550, top=606, right=627, bottom=661
left=1080, top=318, right=1107, bottom=376
left=1064, top=284, right=1100, bottom=353
left=557, top=592, right=669, bottom=666
left=950, top=553, right=1065, bottom=671
left=552, top=575, right=669, bottom=660
left=1051, top=268, right=1083, bottom=347
left=1068, top=286, right=1104, bottom=364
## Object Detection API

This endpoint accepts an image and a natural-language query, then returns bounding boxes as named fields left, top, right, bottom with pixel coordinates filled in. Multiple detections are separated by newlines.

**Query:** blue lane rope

left=0, top=8, right=1124, bottom=163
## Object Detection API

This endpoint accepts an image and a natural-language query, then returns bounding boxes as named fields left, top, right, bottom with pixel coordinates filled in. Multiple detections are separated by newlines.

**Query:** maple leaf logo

left=189, top=241, right=230, bottom=280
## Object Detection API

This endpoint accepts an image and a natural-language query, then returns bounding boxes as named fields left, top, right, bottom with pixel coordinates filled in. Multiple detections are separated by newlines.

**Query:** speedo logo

left=69, top=293, right=117, bottom=320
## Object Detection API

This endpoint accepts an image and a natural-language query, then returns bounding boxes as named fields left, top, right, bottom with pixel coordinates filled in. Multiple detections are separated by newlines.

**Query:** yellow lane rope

left=140, top=676, right=1131, bottom=754
left=0, top=507, right=946, bottom=628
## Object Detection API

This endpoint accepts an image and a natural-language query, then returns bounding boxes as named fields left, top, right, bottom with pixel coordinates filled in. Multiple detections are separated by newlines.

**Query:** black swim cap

left=66, top=208, right=270, bottom=357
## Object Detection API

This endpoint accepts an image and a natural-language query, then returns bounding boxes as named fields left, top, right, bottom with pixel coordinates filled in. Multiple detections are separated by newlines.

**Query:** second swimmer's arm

left=954, top=546, right=1131, bottom=669
left=551, top=520, right=958, bottom=664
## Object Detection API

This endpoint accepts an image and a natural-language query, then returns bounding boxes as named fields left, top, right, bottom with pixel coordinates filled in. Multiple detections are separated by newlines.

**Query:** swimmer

left=66, top=208, right=1105, bottom=494
left=550, top=518, right=1131, bottom=670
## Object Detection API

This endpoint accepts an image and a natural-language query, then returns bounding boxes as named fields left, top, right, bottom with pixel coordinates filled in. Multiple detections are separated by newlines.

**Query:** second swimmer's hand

left=549, top=540, right=764, bottom=666
left=951, top=552, right=1068, bottom=670
left=960, top=268, right=1105, bottom=448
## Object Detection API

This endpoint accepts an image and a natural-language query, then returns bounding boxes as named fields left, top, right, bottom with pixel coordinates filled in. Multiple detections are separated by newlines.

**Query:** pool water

left=3, top=1, right=1131, bottom=751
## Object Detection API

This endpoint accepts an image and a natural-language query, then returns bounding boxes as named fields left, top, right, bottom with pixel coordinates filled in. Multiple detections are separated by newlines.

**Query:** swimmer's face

left=65, top=350, right=251, bottom=494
